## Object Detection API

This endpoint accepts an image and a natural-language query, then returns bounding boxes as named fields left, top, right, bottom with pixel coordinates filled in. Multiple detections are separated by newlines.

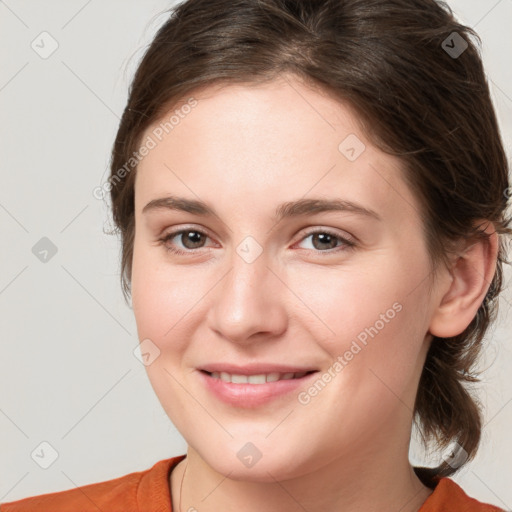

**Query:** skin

left=130, top=74, right=498, bottom=512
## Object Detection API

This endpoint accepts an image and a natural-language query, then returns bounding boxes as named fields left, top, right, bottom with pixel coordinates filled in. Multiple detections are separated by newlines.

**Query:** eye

left=295, top=228, right=356, bottom=254
left=158, top=226, right=356, bottom=257
left=159, top=228, right=213, bottom=255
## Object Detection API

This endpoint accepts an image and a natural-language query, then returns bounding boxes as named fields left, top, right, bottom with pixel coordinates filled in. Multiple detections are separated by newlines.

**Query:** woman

left=2, top=0, right=510, bottom=510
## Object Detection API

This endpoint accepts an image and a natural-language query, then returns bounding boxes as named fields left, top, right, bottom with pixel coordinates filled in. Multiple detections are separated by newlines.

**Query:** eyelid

left=293, top=225, right=357, bottom=245
left=159, top=224, right=357, bottom=256
left=160, top=225, right=217, bottom=249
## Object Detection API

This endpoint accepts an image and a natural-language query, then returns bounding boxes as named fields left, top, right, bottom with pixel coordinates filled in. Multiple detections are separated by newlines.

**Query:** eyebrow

left=142, top=195, right=382, bottom=222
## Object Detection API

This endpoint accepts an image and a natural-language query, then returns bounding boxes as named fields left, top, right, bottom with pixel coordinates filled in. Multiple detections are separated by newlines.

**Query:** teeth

left=248, top=374, right=266, bottom=384
left=220, top=372, right=231, bottom=383
left=209, top=371, right=309, bottom=384
left=231, top=373, right=248, bottom=384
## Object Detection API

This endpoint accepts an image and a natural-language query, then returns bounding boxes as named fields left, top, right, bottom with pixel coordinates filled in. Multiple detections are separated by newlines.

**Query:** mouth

left=198, top=369, right=320, bottom=408
left=200, top=369, right=317, bottom=384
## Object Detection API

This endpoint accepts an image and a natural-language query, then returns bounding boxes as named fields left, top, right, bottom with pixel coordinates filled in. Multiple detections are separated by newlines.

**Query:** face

left=131, top=75, right=440, bottom=481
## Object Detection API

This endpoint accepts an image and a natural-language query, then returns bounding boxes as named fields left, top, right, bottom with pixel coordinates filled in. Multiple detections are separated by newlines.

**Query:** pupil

left=180, top=232, right=337, bottom=250
left=314, top=233, right=336, bottom=250
left=184, top=231, right=203, bottom=248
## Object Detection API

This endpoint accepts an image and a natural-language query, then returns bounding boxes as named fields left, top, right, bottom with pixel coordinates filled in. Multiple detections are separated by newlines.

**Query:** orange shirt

left=1, top=454, right=505, bottom=511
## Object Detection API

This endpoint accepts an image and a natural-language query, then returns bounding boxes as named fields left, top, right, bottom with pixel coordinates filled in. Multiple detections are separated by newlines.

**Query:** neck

left=171, top=438, right=433, bottom=512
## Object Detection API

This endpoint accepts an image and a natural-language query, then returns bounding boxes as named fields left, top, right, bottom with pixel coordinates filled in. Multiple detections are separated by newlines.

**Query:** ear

left=428, top=220, right=499, bottom=338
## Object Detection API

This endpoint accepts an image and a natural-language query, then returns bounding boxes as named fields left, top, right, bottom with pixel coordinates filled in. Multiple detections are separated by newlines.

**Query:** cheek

left=131, top=240, right=213, bottom=359
left=289, top=254, right=431, bottom=398
left=290, top=265, right=430, bottom=446
left=131, top=240, right=180, bottom=346
left=291, top=257, right=423, bottom=343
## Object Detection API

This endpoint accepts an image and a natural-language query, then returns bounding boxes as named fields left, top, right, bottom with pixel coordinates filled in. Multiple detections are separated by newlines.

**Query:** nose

left=206, top=246, right=288, bottom=345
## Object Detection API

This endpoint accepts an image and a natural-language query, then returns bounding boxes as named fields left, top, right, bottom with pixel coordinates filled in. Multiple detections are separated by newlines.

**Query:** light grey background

left=0, top=0, right=511, bottom=507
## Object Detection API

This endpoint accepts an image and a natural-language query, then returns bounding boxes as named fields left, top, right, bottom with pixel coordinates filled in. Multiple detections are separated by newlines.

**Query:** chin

left=196, top=442, right=314, bottom=483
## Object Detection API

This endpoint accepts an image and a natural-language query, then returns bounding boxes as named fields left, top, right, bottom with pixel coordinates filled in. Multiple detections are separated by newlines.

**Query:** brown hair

left=109, top=0, right=512, bottom=486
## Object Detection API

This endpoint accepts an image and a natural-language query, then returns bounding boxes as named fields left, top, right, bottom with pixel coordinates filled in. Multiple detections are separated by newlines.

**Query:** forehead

left=135, top=77, right=420, bottom=227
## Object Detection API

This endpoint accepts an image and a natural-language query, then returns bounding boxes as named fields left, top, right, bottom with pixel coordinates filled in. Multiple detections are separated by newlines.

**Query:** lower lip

left=198, top=370, right=319, bottom=408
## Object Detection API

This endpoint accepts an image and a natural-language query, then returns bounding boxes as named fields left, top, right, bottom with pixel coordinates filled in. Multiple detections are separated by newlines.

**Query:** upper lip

left=199, top=363, right=318, bottom=375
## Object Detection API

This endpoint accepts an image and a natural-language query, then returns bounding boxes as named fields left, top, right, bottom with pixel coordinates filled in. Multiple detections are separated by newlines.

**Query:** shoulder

left=420, top=477, right=507, bottom=512
left=0, top=455, right=186, bottom=512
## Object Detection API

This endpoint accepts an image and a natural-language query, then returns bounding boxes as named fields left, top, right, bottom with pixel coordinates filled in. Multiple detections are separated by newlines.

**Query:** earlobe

left=428, top=221, right=498, bottom=339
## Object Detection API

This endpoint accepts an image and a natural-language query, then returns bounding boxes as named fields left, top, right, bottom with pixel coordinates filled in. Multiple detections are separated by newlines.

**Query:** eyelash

left=158, top=227, right=356, bottom=256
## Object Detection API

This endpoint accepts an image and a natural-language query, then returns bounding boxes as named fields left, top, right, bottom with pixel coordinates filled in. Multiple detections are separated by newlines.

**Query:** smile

left=198, top=370, right=319, bottom=408
left=205, top=370, right=314, bottom=384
